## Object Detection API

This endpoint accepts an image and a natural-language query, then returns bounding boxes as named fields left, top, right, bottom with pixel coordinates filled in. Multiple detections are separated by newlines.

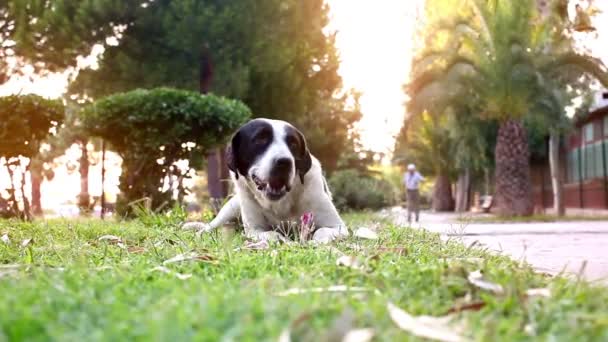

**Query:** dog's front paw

left=245, top=230, right=286, bottom=243
left=312, top=227, right=348, bottom=244
left=182, top=221, right=212, bottom=232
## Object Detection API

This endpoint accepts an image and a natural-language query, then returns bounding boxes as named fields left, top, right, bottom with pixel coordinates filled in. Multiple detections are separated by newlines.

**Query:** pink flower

left=300, top=212, right=314, bottom=227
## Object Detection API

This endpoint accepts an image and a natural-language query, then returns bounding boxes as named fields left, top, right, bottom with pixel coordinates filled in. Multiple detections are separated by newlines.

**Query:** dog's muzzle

left=252, top=158, right=293, bottom=201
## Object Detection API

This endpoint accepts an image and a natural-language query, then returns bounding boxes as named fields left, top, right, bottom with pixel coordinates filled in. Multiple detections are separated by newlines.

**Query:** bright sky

left=326, top=0, right=422, bottom=154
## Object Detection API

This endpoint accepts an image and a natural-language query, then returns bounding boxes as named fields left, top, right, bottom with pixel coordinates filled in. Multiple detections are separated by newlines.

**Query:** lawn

left=1, top=211, right=607, bottom=341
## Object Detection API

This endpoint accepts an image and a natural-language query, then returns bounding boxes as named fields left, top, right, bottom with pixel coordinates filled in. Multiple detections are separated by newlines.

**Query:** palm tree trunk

left=549, top=133, right=564, bottom=216
left=432, top=173, right=454, bottom=211
left=495, top=119, right=533, bottom=216
left=455, top=168, right=471, bottom=212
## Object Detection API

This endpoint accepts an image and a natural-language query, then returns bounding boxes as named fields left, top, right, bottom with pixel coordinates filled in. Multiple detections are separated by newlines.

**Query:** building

left=532, top=91, right=608, bottom=211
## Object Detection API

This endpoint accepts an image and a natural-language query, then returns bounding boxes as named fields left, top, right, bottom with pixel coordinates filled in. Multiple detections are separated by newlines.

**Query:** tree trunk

left=20, top=161, right=32, bottom=220
left=199, top=44, right=228, bottom=211
left=206, top=150, right=227, bottom=212
left=494, top=119, right=533, bottom=216
left=78, top=142, right=91, bottom=214
left=549, top=133, right=565, bottom=216
left=455, top=168, right=471, bottom=212
left=30, top=166, right=43, bottom=216
left=432, top=173, right=454, bottom=212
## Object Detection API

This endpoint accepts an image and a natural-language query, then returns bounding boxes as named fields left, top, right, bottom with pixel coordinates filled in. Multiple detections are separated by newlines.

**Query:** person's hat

left=407, top=164, right=416, bottom=171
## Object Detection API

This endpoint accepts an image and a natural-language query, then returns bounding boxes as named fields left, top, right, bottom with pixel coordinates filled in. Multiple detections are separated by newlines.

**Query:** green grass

left=457, top=214, right=608, bottom=224
left=1, top=211, right=607, bottom=341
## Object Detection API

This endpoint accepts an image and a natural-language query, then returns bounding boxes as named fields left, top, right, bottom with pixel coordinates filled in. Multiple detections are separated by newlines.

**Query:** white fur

left=182, top=119, right=348, bottom=243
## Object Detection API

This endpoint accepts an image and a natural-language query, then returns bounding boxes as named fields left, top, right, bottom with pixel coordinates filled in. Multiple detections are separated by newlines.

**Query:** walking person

left=403, top=164, right=424, bottom=223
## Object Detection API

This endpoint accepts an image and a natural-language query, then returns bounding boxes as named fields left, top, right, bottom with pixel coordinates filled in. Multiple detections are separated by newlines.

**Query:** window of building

left=584, top=123, right=594, bottom=143
left=567, top=148, right=580, bottom=182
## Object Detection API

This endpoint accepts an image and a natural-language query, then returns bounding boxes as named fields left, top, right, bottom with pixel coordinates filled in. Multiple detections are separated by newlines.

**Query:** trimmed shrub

left=82, top=87, right=250, bottom=215
left=328, top=169, right=396, bottom=211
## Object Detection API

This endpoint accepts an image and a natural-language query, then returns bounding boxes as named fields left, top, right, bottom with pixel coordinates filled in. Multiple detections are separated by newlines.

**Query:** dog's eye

left=253, top=135, right=269, bottom=146
left=286, top=136, right=298, bottom=150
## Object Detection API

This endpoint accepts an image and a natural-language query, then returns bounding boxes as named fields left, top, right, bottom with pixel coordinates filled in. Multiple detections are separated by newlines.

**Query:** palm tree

left=408, top=0, right=608, bottom=216
left=395, top=110, right=455, bottom=211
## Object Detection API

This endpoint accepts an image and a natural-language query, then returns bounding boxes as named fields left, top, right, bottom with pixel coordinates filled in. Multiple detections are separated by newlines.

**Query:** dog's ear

left=225, top=131, right=240, bottom=179
left=294, top=128, right=312, bottom=184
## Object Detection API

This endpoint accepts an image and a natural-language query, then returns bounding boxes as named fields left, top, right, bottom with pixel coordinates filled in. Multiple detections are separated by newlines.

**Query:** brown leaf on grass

left=276, top=285, right=369, bottom=297
left=343, top=328, right=375, bottom=342
left=21, top=238, right=33, bottom=247
left=525, top=288, right=551, bottom=298
left=151, top=266, right=192, bottom=280
left=336, top=255, right=364, bottom=270
left=98, top=235, right=123, bottom=244
left=127, top=246, right=146, bottom=254
left=387, top=302, right=469, bottom=342
left=163, top=252, right=217, bottom=265
left=467, top=270, right=504, bottom=295
left=446, top=301, right=486, bottom=314
left=1, top=233, right=9, bottom=244
left=353, top=227, right=379, bottom=240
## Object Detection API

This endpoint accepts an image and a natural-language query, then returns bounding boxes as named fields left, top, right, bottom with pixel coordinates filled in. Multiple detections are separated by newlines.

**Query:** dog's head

left=226, top=118, right=312, bottom=201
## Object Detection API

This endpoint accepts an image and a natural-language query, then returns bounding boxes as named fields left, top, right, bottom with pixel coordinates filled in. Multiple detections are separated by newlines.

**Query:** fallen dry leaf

left=336, top=255, right=364, bottom=270
left=446, top=301, right=486, bottom=314
left=387, top=302, right=468, bottom=342
left=353, top=227, right=378, bottom=240
left=21, top=238, right=33, bottom=247
left=1, top=233, right=9, bottom=244
left=239, top=240, right=270, bottom=250
left=525, top=288, right=551, bottom=298
left=98, top=235, right=123, bottom=243
left=343, top=328, right=375, bottom=342
left=467, top=270, right=504, bottom=295
left=163, top=252, right=216, bottom=265
left=276, top=285, right=369, bottom=297
left=127, top=246, right=146, bottom=254
left=151, top=266, right=192, bottom=280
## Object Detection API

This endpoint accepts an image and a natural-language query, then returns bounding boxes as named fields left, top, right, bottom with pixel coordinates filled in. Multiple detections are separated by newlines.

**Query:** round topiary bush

left=82, top=87, right=251, bottom=215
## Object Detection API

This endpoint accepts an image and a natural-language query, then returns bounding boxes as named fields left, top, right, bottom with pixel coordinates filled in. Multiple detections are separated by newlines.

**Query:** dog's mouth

left=252, top=174, right=291, bottom=201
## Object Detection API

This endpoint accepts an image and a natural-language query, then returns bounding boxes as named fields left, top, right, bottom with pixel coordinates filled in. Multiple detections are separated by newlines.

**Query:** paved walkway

left=384, top=208, right=608, bottom=283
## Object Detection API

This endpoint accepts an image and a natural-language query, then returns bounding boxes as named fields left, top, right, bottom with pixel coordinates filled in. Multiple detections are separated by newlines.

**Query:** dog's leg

left=244, top=229, right=286, bottom=242
left=311, top=226, right=348, bottom=244
left=182, top=196, right=240, bottom=232
left=307, top=192, right=349, bottom=244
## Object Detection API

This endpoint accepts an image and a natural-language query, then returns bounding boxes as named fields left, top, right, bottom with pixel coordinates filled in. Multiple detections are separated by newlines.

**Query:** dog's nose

left=274, top=157, right=292, bottom=170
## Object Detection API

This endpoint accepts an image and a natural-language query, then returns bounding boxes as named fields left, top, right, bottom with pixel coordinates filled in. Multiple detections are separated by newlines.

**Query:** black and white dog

left=183, top=118, right=348, bottom=243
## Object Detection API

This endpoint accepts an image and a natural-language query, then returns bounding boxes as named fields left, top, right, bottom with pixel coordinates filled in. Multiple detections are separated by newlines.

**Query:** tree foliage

left=0, top=94, right=64, bottom=218
left=14, top=0, right=360, bottom=173
left=82, top=87, right=250, bottom=215
left=401, top=0, right=608, bottom=215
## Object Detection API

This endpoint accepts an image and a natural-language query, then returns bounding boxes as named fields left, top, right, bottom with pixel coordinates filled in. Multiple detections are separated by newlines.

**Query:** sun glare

left=326, top=0, right=423, bottom=155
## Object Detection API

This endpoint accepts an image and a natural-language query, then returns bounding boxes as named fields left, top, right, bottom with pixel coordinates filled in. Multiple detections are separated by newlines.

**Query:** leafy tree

left=14, top=0, right=360, bottom=202
left=29, top=105, right=100, bottom=215
left=394, top=111, right=455, bottom=211
left=407, top=0, right=608, bottom=216
left=82, top=88, right=250, bottom=215
left=0, top=94, right=64, bottom=219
